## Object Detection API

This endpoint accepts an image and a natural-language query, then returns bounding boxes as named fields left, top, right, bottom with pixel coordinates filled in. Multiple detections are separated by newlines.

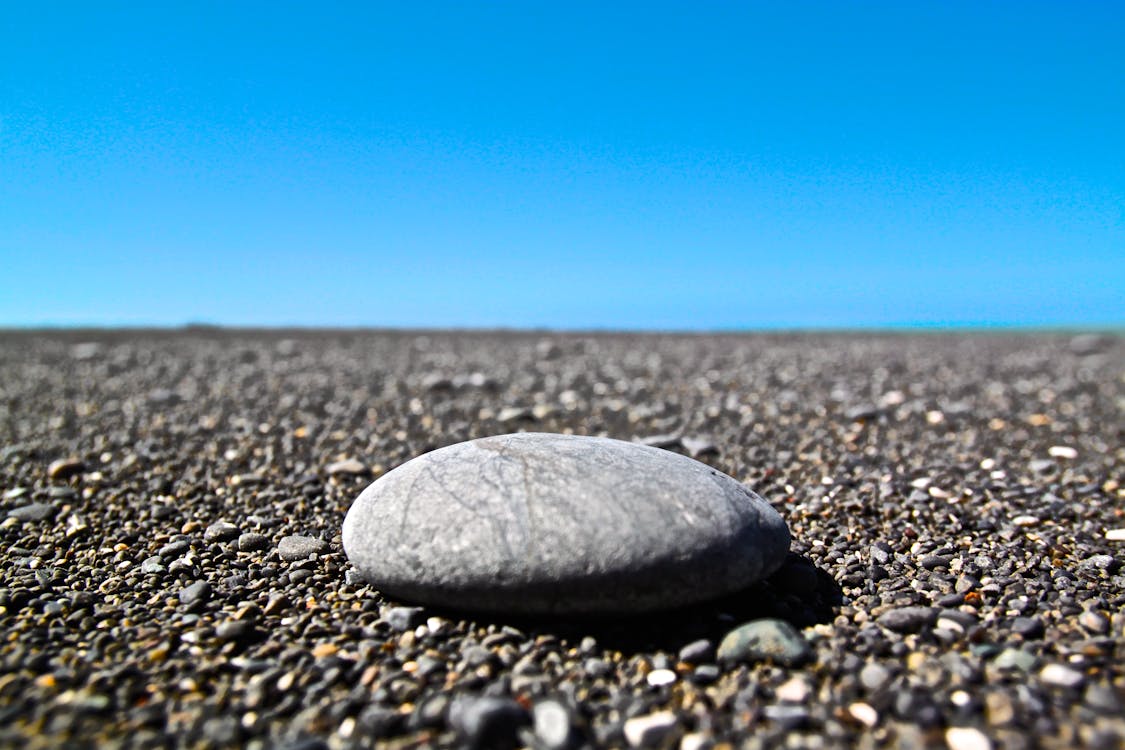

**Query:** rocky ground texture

left=0, top=330, right=1121, bottom=750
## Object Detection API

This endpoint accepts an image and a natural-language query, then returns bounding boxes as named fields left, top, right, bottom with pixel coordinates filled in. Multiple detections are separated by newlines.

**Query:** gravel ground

left=0, top=329, right=1121, bottom=750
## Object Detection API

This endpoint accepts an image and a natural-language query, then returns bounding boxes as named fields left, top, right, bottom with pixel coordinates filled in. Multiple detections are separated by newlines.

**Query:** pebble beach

left=1, top=329, right=1121, bottom=749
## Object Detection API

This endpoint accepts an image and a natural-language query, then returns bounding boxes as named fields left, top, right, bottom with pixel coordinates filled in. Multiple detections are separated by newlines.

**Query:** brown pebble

left=47, top=458, right=85, bottom=480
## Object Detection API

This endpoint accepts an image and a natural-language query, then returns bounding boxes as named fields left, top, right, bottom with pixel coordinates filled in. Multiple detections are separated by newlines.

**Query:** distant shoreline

left=0, top=324, right=1121, bottom=337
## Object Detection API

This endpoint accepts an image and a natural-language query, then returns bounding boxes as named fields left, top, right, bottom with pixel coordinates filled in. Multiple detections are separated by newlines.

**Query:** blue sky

left=2, top=2, right=1122, bottom=329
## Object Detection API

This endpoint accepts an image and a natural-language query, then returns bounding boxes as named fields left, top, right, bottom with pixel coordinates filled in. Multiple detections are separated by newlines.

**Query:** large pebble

left=7, top=503, right=58, bottom=522
left=448, top=696, right=529, bottom=750
left=342, top=432, right=790, bottom=614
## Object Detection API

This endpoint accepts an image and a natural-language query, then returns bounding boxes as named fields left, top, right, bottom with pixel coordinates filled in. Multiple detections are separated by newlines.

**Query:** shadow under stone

left=428, top=553, right=843, bottom=657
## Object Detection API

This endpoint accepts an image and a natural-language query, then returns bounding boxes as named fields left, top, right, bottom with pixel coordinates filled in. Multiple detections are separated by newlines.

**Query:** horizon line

left=1, top=322, right=1121, bottom=336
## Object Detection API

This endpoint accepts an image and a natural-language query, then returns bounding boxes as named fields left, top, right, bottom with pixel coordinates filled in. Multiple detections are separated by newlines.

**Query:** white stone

left=945, top=726, right=992, bottom=750
left=680, top=732, right=710, bottom=750
left=775, top=676, right=811, bottom=703
left=1040, top=663, right=1085, bottom=689
left=326, top=458, right=368, bottom=475
left=847, top=702, right=878, bottom=727
left=624, top=711, right=679, bottom=747
left=646, top=668, right=677, bottom=687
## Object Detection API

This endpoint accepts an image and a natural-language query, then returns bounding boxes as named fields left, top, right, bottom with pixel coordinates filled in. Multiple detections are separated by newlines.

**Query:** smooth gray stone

left=717, top=618, right=812, bottom=666
left=277, top=534, right=328, bottom=561
left=342, top=432, right=790, bottom=614
left=7, top=502, right=57, bottom=522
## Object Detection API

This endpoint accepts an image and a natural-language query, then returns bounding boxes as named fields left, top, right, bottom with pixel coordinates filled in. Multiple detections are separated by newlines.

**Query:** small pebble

left=623, top=711, right=679, bottom=748
left=48, top=457, right=85, bottom=480
left=762, top=704, right=809, bottom=729
left=326, top=458, right=369, bottom=476
left=847, top=702, right=878, bottom=728
left=179, top=581, right=212, bottom=607
left=717, top=619, right=812, bottom=667
left=646, top=669, right=677, bottom=687
left=448, top=695, right=529, bottom=750
left=680, top=733, right=710, bottom=750
left=1084, top=684, right=1123, bottom=715
left=859, top=662, right=893, bottom=691
left=1010, top=617, right=1045, bottom=639
left=992, top=648, right=1037, bottom=672
left=1078, top=610, right=1110, bottom=634
left=215, top=620, right=254, bottom=641
left=139, top=556, right=165, bottom=574
left=775, top=676, right=811, bottom=703
left=532, top=699, right=582, bottom=750
left=1039, top=664, right=1085, bottom=689
left=237, top=533, right=270, bottom=552
left=677, top=639, right=714, bottom=664
left=159, top=540, right=190, bottom=558
left=383, top=606, right=425, bottom=632
left=691, top=664, right=720, bottom=685
left=945, top=726, right=992, bottom=750
left=876, top=606, right=937, bottom=633
left=277, top=534, right=328, bottom=561
left=1047, top=445, right=1077, bottom=459
left=204, top=521, right=240, bottom=543
left=985, top=691, right=1015, bottom=725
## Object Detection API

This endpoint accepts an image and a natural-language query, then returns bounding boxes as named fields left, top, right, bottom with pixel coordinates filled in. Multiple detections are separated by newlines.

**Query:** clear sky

left=2, top=2, right=1122, bottom=329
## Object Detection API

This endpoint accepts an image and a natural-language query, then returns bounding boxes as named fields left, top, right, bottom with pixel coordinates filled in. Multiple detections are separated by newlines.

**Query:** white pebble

left=945, top=726, right=992, bottom=750
left=1012, top=515, right=1039, bottom=527
left=775, top=676, right=811, bottom=703
left=1047, top=445, right=1078, bottom=459
left=646, top=668, right=677, bottom=687
left=847, top=702, right=878, bottom=727
left=680, top=732, right=710, bottom=750
left=624, top=711, right=679, bottom=747
left=979, top=458, right=995, bottom=470
left=1105, top=528, right=1125, bottom=542
left=880, top=390, right=905, bottom=406
left=1039, top=663, right=1085, bottom=689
